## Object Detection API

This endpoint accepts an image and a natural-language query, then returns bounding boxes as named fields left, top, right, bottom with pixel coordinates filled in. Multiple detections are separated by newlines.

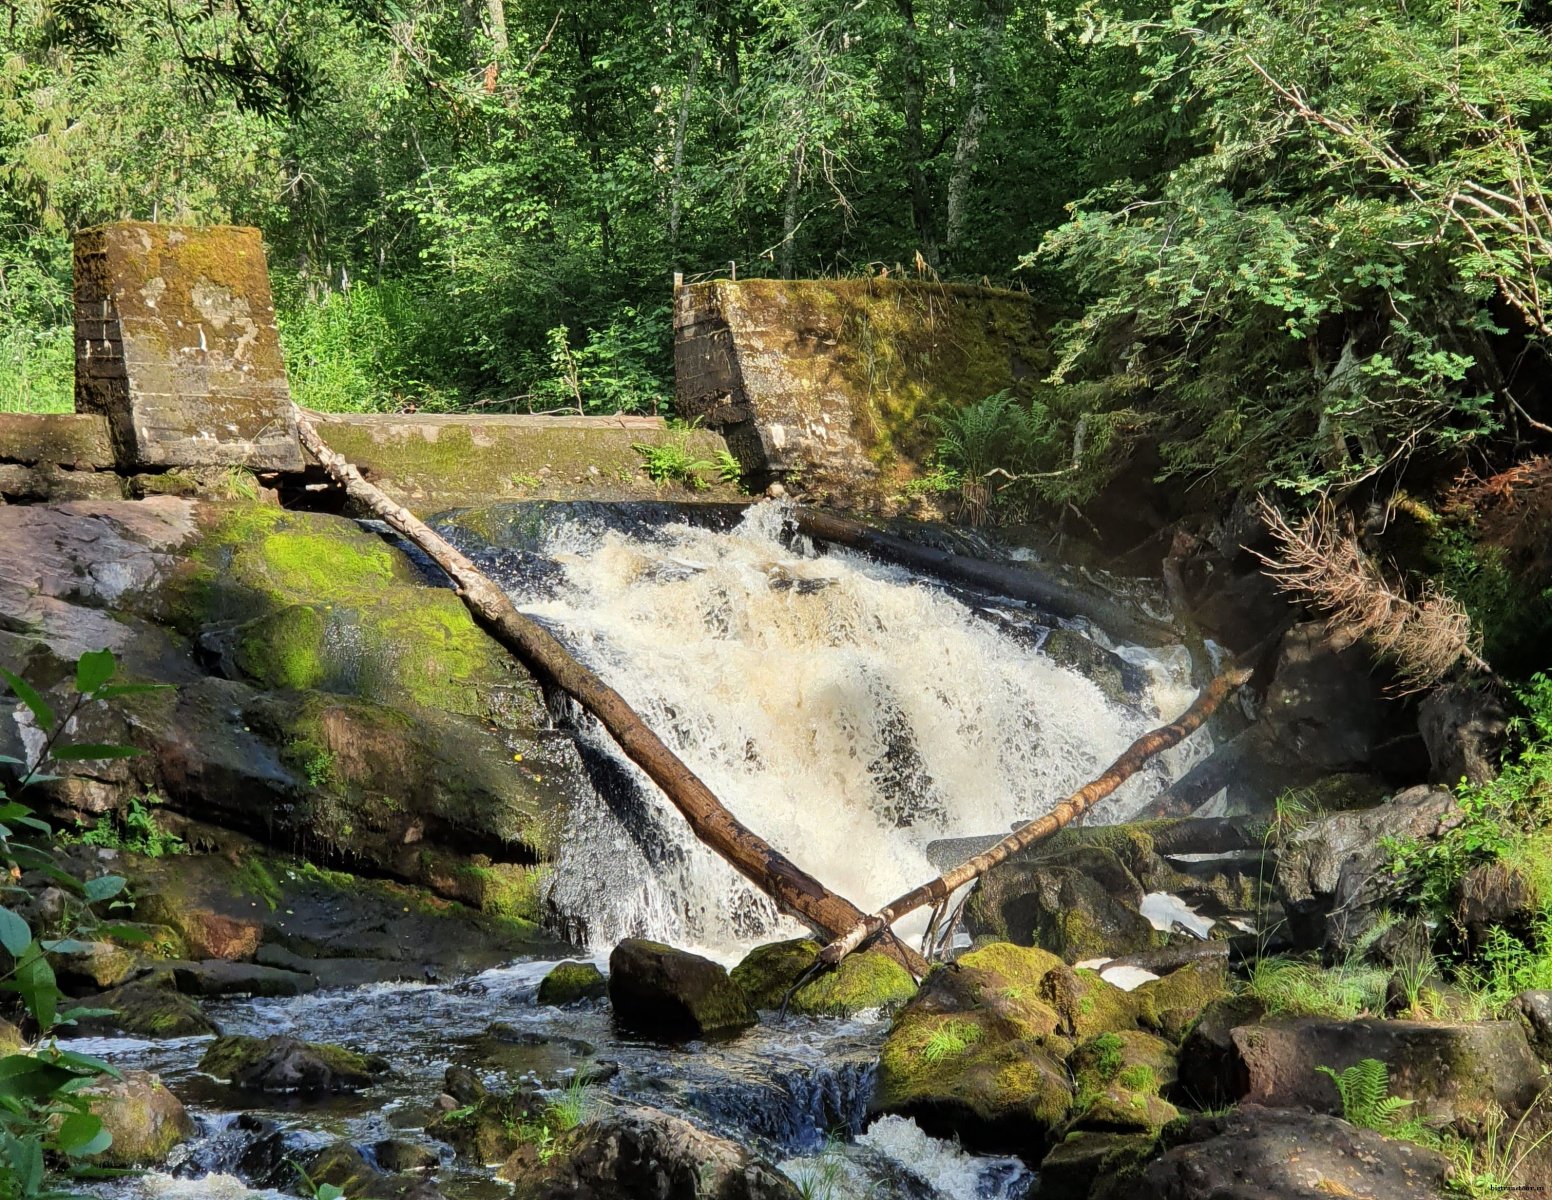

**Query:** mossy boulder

left=1134, top=957, right=1233, bottom=1042
left=730, top=938, right=917, bottom=1016
left=872, top=942, right=1075, bottom=1151
left=307, top=1141, right=445, bottom=1200
left=428, top=1087, right=543, bottom=1164
left=1036, top=1130, right=1160, bottom=1200
left=200, top=1034, right=390, bottom=1093
left=1069, top=1030, right=1179, bottom=1132
left=75, top=980, right=219, bottom=1038
left=608, top=939, right=755, bottom=1040
left=85, top=1070, right=196, bottom=1166
left=538, top=961, right=608, bottom=1006
left=965, top=849, right=1158, bottom=962
left=1040, top=963, right=1148, bottom=1040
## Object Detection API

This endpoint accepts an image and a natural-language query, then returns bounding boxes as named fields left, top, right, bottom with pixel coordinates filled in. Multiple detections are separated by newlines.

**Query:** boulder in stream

left=84, top=1069, right=195, bottom=1166
left=72, top=978, right=220, bottom=1038
left=499, top=1104, right=802, bottom=1199
left=608, top=939, right=756, bottom=1040
left=538, top=960, right=608, bottom=1005
left=731, top=937, right=917, bottom=1016
left=1111, top=1104, right=1451, bottom=1200
left=199, top=1034, right=390, bottom=1093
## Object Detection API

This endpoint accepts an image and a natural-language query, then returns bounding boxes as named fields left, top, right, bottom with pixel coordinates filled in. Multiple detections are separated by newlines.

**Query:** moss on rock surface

left=538, top=961, right=608, bottom=1006
left=608, top=939, right=755, bottom=1040
left=76, top=981, right=219, bottom=1038
left=1068, top=1030, right=1179, bottom=1132
left=1134, top=958, right=1233, bottom=1041
left=85, top=1070, right=196, bottom=1166
left=872, top=942, right=1076, bottom=1151
left=730, top=938, right=917, bottom=1016
left=200, top=1034, right=390, bottom=1093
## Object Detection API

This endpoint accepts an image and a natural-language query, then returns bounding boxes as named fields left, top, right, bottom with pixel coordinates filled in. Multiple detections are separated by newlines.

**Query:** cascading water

left=439, top=501, right=1209, bottom=957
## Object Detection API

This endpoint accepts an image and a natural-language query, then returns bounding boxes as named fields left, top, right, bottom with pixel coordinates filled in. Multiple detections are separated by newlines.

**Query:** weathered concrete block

left=0, top=413, right=115, bottom=469
left=73, top=223, right=303, bottom=471
left=674, top=278, right=1050, bottom=506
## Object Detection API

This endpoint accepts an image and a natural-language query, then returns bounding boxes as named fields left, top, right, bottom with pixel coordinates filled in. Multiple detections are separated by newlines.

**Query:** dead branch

left=293, top=408, right=927, bottom=975
left=815, top=658, right=1252, bottom=967
left=1256, top=498, right=1490, bottom=688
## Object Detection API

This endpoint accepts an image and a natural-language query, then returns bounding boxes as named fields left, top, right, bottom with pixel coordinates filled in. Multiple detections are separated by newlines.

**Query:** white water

left=473, top=502, right=1208, bottom=956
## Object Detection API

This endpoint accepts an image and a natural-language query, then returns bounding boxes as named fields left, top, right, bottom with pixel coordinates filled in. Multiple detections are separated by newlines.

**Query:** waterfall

left=441, top=502, right=1207, bottom=957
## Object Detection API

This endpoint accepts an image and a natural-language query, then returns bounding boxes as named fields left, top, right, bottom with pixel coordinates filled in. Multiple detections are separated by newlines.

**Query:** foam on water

left=458, top=502, right=1205, bottom=955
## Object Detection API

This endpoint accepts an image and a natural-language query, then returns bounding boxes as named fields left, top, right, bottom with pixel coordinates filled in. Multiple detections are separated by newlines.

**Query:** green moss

left=1134, top=959, right=1233, bottom=1041
left=537, top=960, right=607, bottom=1006
left=731, top=938, right=822, bottom=1008
left=199, top=1035, right=386, bottom=1086
left=1043, top=967, right=1146, bottom=1040
left=1067, top=1030, right=1179, bottom=1132
left=230, top=858, right=283, bottom=910
left=458, top=863, right=549, bottom=922
left=233, top=605, right=327, bottom=690
left=729, top=938, right=917, bottom=1016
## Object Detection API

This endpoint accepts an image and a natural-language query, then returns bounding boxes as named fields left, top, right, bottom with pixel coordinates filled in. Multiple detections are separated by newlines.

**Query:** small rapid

left=438, top=501, right=1208, bottom=955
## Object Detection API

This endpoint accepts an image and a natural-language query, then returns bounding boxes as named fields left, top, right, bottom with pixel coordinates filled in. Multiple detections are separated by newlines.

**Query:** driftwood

left=793, top=507, right=1177, bottom=647
left=816, top=659, right=1254, bottom=966
left=293, top=409, right=928, bottom=975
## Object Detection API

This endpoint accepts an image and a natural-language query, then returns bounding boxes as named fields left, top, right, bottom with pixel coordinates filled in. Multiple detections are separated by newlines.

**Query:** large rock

left=538, top=961, right=608, bottom=1006
left=0, top=499, right=582, bottom=907
left=1035, top=1130, right=1160, bottom=1200
left=84, top=1069, right=195, bottom=1166
left=1275, top=786, right=1458, bottom=952
left=73, top=979, right=219, bottom=1038
left=872, top=942, right=1076, bottom=1151
left=500, top=1105, right=802, bottom=1199
left=608, top=940, right=755, bottom=1040
left=1112, top=1104, right=1451, bottom=1200
left=965, top=848, right=1157, bottom=962
left=1067, top=1030, right=1179, bottom=1131
left=1201, top=1017, right=1544, bottom=1123
left=200, top=1034, right=390, bottom=1093
left=1420, top=682, right=1506, bottom=787
left=730, top=938, right=917, bottom=1017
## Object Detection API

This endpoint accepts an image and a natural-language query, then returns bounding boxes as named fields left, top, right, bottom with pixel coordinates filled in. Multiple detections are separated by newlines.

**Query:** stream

left=77, top=500, right=1210, bottom=1199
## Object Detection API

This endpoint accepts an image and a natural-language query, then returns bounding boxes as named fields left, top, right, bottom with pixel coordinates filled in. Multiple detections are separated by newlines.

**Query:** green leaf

left=0, top=1055, right=75, bottom=1100
left=56, top=1112, right=111, bottom=1157
left=82, top=875, right=126, bottom=904
left=39, top=938, right=94, bottom=955
left=49, top=1049, right=116, bottom=1077
left=0, top=670, right=55, bottom=732
left=15, top=948, right=58, bottom=1030
left=74, top=650, right=116, bottom=696
left=0, top=907, right=31, bottom=957
left=51, top=745, right=141, bottom=762
left=4, top=1130, right=44, bottom=1194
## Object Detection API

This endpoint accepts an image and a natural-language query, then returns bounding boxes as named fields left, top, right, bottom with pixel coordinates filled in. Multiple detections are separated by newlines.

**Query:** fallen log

left=815, top=659, right=1255, bottom=967
left=792, top=507, right=1177, bottom=647
left=292, top=409, right=928, bottom=975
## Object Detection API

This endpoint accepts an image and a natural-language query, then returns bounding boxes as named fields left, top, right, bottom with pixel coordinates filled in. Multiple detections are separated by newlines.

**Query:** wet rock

left=537, top=960, right=607, bottom=1006
left=872, top=942, right=1074, bottom=1152
left=374, top=1138, right=441, bottom=1172
left=731, top=938, right=917, bottom=1017
left=134, top=897, right=262, bottom=961
left=309, top=1141, right=446, bottom=1199
left=1203, top=1017, right=1544, bottom=1123
left=1111, top=1104, right=1450, bottom=1200
left=1035, top=1129, right=1158, bottom=1200
left=85, top=1069, right=195, bottom=1166
left=73, top=979, right=219, bottom=1038
left=1274, top=786, right=1458, bottom=953
left=52, top=940, right=140, bottom=991
left=199, top=1034, right=390, bottom=1093
left=1512, top=990, right=1552, bottom=1062
left=1173, top=995, right=1266, bottom=1110
left=1040, top=628, right=1151, bottom=709
left=427, top=1087, right=543, bottom=1163
left=608, top=939, right=755, bottom=1040
left=965, top=849, right=1157, bottom=963
left=1420, top=682, right=1506, bottom=787
left=164, top=958, right=318, bottom=997
left=1067, top=1030, right=1178, bottom=1132
left=499, top=1104, right=802, bottom=1199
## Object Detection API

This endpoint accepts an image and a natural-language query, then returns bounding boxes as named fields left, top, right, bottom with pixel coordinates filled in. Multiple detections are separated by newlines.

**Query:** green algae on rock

left=1068, top=1030, right=1180, bottom=1132
left=538, top=960, right=608, bottom=1006
left=608, top=939, right=755, bottom=1040
left=200, top=1034, right=390, bottom=1093
left=730, top=937, right=917, bottom=1016
left=84, top=1069, right=196, bottom=1166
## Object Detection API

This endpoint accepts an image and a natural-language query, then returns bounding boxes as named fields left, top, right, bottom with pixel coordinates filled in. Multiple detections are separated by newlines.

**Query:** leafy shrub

left=76, top=793, right=185, bottom=859
left=634, top=432, right=716, bottom=490
left=529, top=305, right=671, bottom=417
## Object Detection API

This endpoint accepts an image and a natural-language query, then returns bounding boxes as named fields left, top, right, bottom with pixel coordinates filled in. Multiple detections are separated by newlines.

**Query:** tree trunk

left=668, top=48, right=702, bottom=258
left=294, top=411, right=927, bottom=975
left=943, top=1, right=1004, bottom=271
left=780, top=153, right=801, bottom=279
left=894, top=0, right=937, bottom=267
left=816, top=658, right=1256, bottom=966
left=793, top=507, right=1177, bottom=646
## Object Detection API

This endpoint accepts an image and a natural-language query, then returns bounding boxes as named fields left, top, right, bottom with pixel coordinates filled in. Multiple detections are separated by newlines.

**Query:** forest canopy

left=4, top=0, right=1552, bottom=507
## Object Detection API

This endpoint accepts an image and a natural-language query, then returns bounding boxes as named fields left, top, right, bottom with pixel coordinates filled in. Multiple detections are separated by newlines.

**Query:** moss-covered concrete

left=675, top=278, right=1054, bottom=507
left=306, top=411, right=741, bottom=514
left=730, top=937, right=917, bottom=1017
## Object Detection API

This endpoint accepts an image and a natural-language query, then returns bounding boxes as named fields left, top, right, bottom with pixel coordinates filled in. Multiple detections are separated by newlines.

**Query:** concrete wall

left=675, top=278, right=1052, bottom=506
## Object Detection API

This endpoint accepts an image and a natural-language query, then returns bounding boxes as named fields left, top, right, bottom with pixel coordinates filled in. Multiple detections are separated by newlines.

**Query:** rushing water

left=86, top=501, right=1209, bottom=1200
left=438, top=500, right=1207, bottom=956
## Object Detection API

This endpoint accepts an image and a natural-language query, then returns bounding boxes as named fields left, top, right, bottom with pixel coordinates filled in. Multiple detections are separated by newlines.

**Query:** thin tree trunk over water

left=293, top=410, right=928, bottom=975
left=815, top=659, right=1254, bottom=967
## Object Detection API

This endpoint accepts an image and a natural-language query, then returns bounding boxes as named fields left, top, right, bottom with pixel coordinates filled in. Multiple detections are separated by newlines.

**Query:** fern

left=1317, top=1059, right=1416, bottom=1134
left=933, top=390, right=1032, bottom=482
